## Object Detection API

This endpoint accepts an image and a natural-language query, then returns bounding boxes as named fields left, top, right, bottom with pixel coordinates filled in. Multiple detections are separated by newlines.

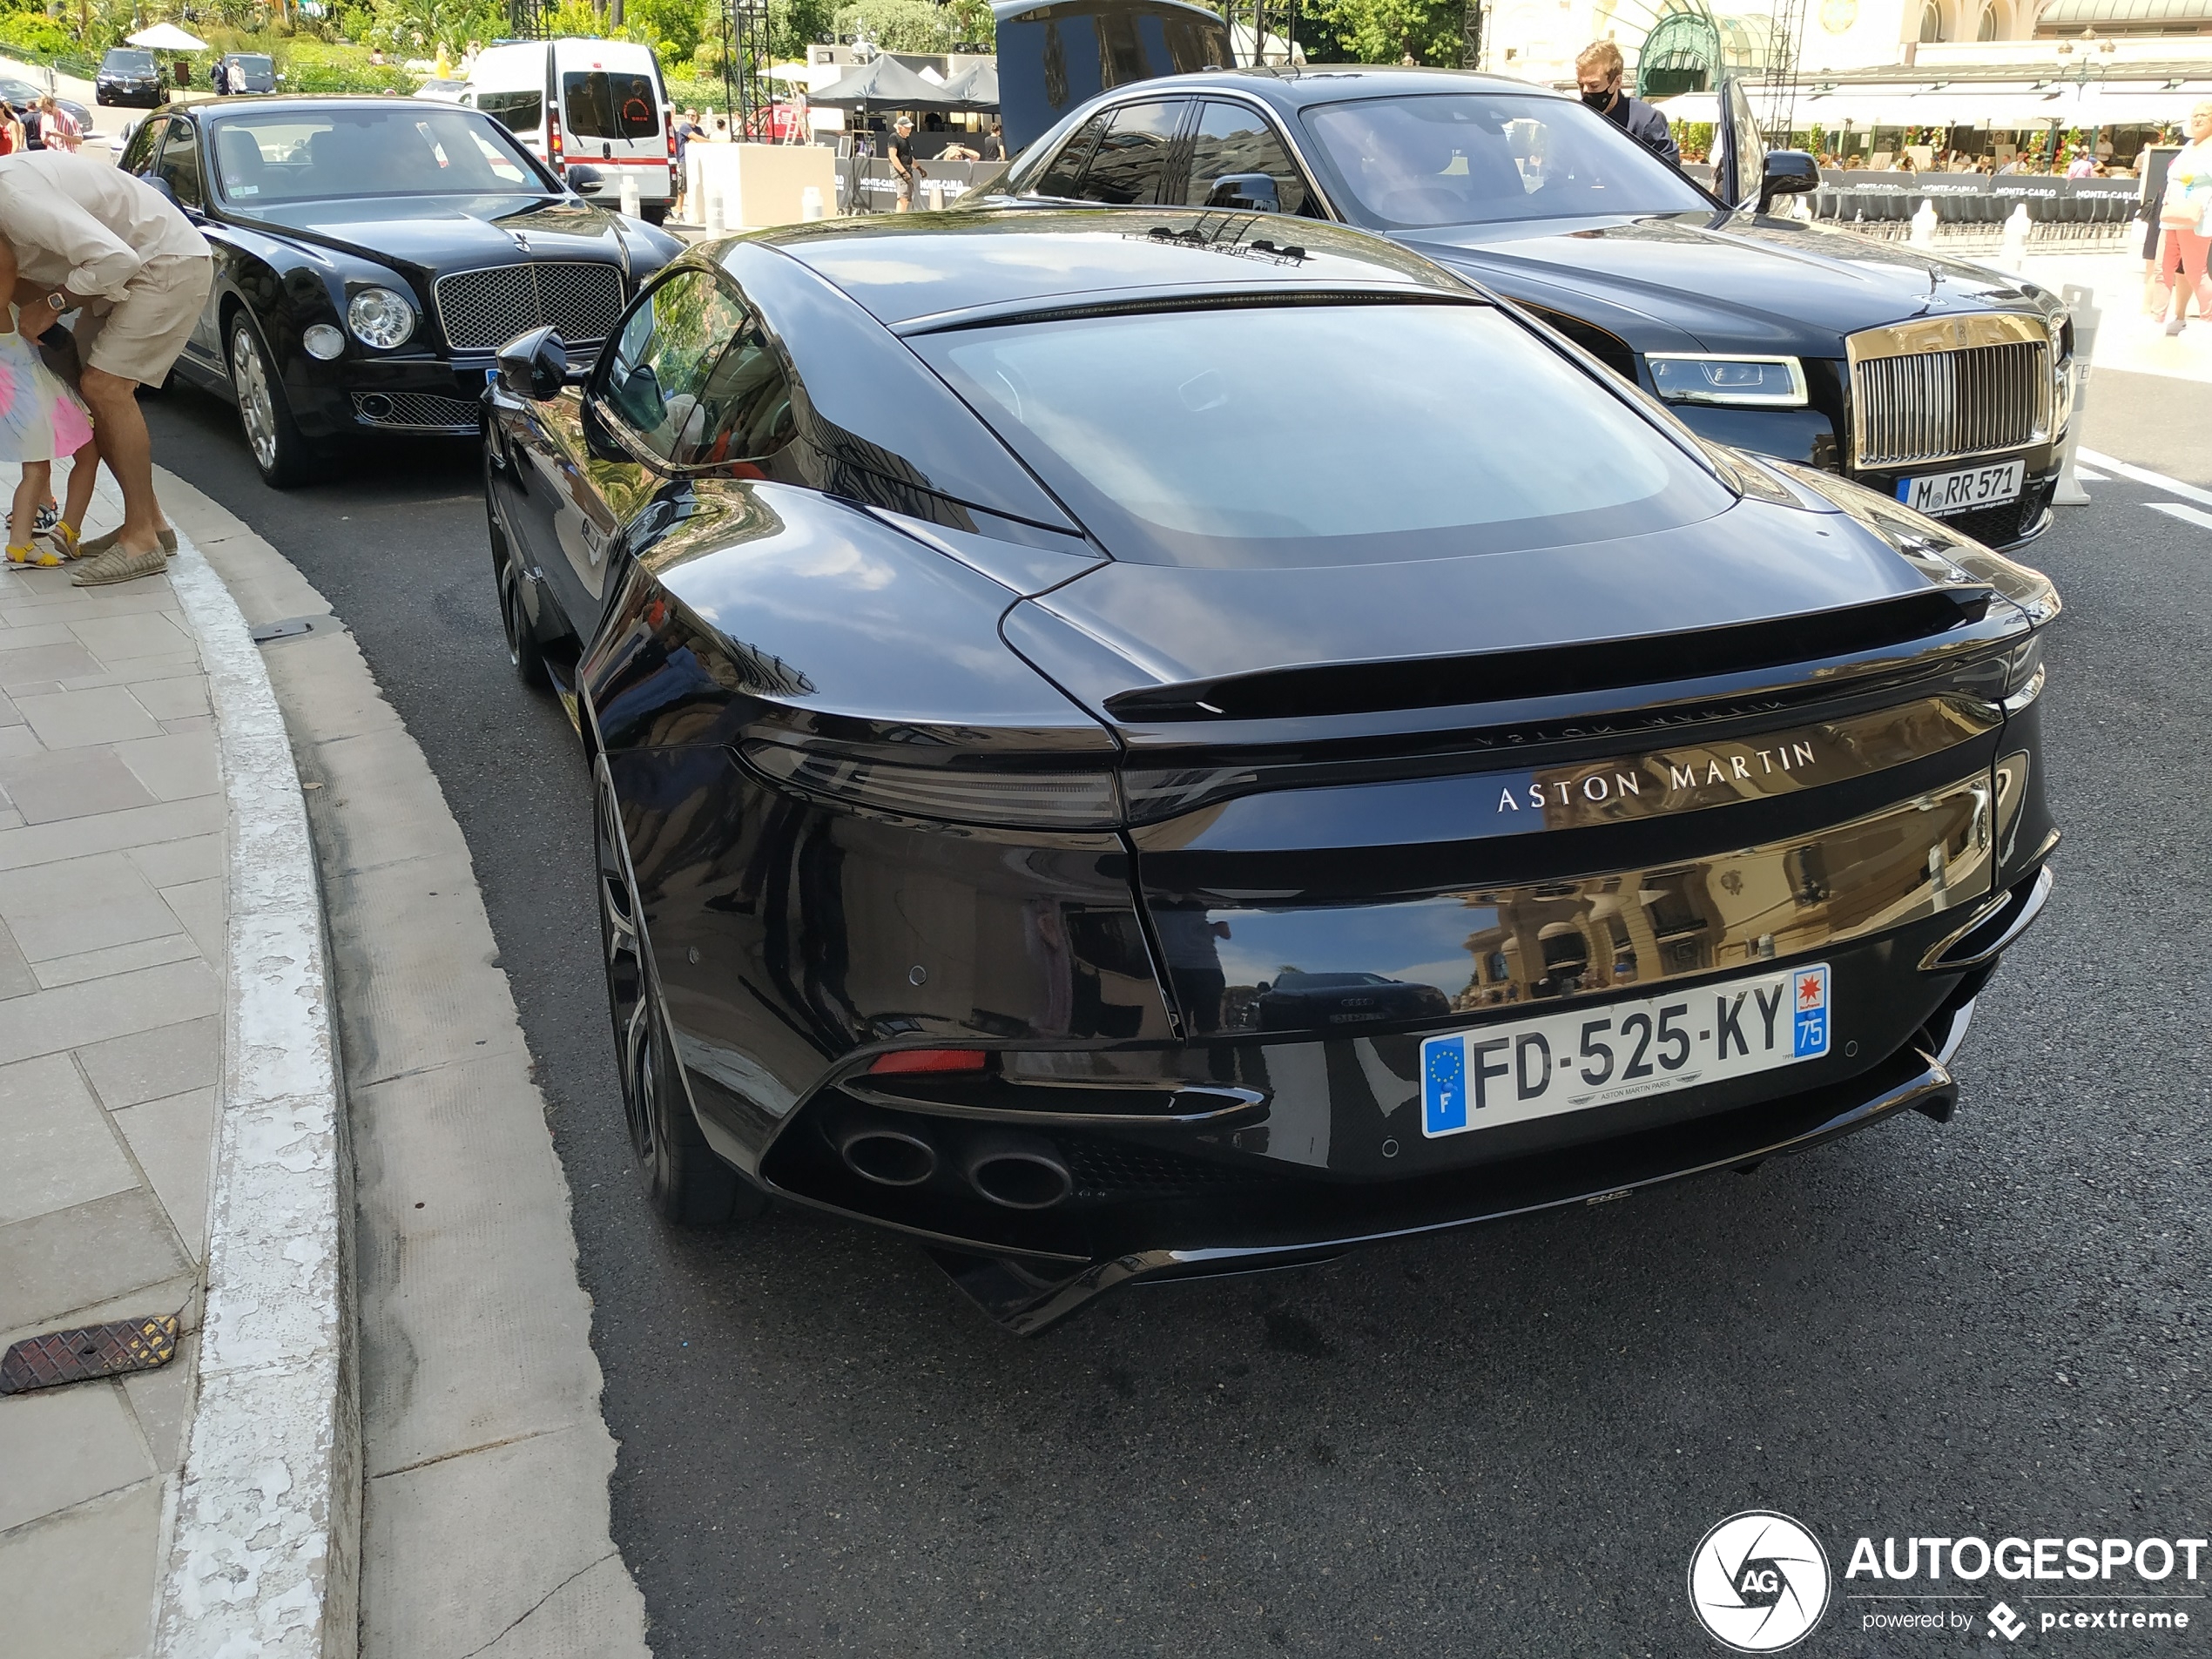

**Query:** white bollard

left=1910, top=199, right=1938, bottom=248
left=2053, top=281, right=2101, bottom=507
left=688, top=153, right=705, bottom=221
left=2000, top=202, right=2032, bottom=273
left=618, top=172, right=641, bottom=219
left=924, top=179, right=945, bottom=212
left=801, top=185, right=825, bottom=220
left=704, top=183, right=725, bottom=235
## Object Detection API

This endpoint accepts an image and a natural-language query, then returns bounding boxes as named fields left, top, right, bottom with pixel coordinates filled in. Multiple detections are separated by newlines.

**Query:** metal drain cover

left=0, top=1314, right=179, bottom=1394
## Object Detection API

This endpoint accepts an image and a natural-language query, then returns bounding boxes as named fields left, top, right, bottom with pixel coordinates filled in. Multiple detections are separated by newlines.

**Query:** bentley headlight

left=347, top=287, right=415, bottom=350
left=1647, top=354, right=1808, bottom=408
left=301, top=323, right=346, bottom=361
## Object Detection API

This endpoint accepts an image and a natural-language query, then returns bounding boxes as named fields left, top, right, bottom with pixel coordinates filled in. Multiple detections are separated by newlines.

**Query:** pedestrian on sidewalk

left=0, top=239, right=98, bottom=568
left=2155, top=102, right=2212, bottom=337
left=35, top=96, right=81, bottom=155
left=0, top=149, right=212, bottom=584
left=891, top=115, right=921, bottom=212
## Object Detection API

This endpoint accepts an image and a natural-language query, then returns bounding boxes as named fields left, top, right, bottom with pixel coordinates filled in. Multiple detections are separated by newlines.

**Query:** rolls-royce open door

left=1710, top=75, right=1767, bottom=210
left=991, top=0, right=1232, bottom=153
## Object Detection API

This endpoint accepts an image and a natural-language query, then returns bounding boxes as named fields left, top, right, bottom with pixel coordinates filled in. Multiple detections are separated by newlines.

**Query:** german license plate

left=1898, top=460, right=2023, bottom=517
left=1420, top=964, right=1831, bottom=1138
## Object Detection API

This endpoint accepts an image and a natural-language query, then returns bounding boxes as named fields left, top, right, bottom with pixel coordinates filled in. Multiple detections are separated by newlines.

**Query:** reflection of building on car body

left=975, top=0, right=2077, bottom=552
left=461, top=38, right=677, bottom=224
left=106, top=96, right=678, bottom=487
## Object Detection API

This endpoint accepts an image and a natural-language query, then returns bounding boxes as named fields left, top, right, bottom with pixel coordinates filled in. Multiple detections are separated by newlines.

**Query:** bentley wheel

left=491, top=510, right=549, bottom=688
left=597, top=771, right=761, bottom=1226
left=228, top=315, right=317, bottom=489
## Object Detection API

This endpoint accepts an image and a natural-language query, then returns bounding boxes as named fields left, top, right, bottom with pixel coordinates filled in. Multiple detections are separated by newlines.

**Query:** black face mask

left=1581, top=88, right=1615, bottom=111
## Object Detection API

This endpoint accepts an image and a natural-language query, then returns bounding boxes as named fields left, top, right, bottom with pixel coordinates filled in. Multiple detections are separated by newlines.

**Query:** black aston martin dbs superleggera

left=482, top=206, right=2060, bottom=1333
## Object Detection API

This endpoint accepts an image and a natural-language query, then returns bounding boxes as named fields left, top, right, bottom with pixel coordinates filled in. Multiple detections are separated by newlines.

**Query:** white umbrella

left=126, top=22, right=208, bottom=51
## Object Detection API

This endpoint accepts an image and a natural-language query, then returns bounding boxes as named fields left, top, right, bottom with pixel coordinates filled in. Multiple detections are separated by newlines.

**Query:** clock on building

left=1821, top=0, right=1858, bottom=30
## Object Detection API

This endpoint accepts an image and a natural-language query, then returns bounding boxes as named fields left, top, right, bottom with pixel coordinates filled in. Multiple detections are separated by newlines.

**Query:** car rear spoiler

left=990, top=0, right=1233, bottom=153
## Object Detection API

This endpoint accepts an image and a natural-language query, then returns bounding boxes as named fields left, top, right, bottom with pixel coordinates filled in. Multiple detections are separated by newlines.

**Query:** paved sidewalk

left=0, top=466, right=223, bottom=1656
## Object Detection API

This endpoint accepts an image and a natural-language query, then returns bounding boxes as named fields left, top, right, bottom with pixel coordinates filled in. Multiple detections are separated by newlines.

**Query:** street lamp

left=2053, top=25, right=2116, bottom=166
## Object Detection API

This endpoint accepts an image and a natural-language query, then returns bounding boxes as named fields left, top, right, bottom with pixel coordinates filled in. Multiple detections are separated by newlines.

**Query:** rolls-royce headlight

left=347, top=288, right=415, bottom=350
left=301, top=323, right=346, bottom=361
left=1647, top=354, right=1808, bottom=408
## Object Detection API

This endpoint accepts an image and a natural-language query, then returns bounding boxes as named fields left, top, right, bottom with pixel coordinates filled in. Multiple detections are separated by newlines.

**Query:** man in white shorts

left=0, top=149, right=212, bottom=584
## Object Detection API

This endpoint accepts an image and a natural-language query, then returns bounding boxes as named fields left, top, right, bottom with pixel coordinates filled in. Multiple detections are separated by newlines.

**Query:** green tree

left=832, top=0, right=953, bottom=54
left=1299, top=0, right=1462, bottom=64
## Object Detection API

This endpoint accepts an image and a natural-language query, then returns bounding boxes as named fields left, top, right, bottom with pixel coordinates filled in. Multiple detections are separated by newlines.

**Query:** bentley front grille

left=1847, top=314, right=2055, bottom=470
left=351, top=391, right=482, bottom=433
left=433, top=261, right=626, bottom=354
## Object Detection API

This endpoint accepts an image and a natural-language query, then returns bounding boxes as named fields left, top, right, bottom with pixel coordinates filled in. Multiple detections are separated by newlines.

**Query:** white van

left=464, top=37, right=675, bottom=222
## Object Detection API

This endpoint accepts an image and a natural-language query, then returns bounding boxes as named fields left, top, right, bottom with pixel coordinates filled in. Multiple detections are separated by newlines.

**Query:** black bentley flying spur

left=113, top=96, right=679, bottom=486
left=482, top=210, right=2059, bottom=1332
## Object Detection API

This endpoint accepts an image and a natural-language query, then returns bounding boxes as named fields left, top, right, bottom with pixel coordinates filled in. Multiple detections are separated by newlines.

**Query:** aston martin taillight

left=868, top=1049, right=988, bottom=1075
left=738, top=740, right=1122, bottom=830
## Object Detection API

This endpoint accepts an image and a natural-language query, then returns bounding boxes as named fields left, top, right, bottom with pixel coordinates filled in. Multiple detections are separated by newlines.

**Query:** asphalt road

left=145, top=371, right=2212, bottom=1657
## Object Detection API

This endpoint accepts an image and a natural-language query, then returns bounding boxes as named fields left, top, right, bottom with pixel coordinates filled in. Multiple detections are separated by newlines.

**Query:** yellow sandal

left=42, top=522, right=80, bottom=561
left=6, top=543, right=65, bottom=569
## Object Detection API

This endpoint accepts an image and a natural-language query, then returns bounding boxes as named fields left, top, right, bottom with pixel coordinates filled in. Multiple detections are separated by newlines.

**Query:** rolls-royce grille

left=351, top=391, right=482, bottom=432
left=1850, top=335, right=2053, bottom=469
left=433, top=262, right=625, bottom=353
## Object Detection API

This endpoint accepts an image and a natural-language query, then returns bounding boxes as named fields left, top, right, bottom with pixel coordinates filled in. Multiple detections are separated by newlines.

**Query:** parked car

left=112, top=95, right=680, bottom=485
left=0, top=77, right=94, bottom=144
left=976, top=0, right=2075, bottom=552
left=216, top=53, right=278, bottom=94
left=482, top=209, right=2059, bottom=1332
left=413, top=78, right=472, bottom=104
left=94, top=47, right=166, bottom=108
left=462, top=37, right=676, bottom=223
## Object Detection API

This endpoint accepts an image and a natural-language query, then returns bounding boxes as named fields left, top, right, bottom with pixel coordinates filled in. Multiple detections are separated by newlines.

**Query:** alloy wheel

left=230, top=324, right=280, bottom=474
left=597, top=777, right=657, bottom=1163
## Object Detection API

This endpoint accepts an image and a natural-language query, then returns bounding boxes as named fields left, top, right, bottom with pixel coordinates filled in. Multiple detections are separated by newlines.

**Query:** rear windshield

left=563, top=71, right=658, bottom=142
left=1301, top=93, right=1711, bottom=230
left=914, top=302, right=1728, bottom=569
left=104, top=50, right=155, bottom=71
left=207, top=107, right=550, bottom=201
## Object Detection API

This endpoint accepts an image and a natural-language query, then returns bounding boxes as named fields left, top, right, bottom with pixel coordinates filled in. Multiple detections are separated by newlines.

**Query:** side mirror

left=1756, top=150, right=1819, bottom=214
left=566, top=163, right=605, bottom=195
left=1204, top=172, right=1280, bottom=212
left=496, top=326, right=568, bottom=401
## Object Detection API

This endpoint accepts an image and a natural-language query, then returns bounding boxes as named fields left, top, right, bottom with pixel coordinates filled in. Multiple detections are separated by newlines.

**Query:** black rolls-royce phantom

left=114, top=95, right=680, bottom=485
left=975, top=0, right=2076, bottom=551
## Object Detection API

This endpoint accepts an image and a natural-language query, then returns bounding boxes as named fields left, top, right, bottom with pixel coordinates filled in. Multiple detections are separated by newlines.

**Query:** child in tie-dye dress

left=1, top=296, right=98, bottom=567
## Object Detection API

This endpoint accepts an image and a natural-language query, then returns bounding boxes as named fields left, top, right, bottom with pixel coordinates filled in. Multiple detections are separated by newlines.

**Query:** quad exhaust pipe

left=832, top=1111, right=1073, bottom=1209
left=961, top=1130, right=1073, bottom=1211
left=834, top=1116, right=939, bottom=1188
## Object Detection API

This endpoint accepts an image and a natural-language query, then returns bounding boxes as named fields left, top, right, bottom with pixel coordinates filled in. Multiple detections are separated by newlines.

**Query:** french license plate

left=1898, top=460, right=2023, bottom=517
left=1420, top=964, right=1831, bottom=1138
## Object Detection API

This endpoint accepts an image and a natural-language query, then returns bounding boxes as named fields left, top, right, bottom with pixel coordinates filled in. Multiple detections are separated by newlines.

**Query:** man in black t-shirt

left=890, top=115, right=920, bottom=211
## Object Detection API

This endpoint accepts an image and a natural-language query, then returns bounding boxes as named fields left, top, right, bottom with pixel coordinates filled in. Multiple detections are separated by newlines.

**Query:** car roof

left=749, top=206, right=1476, bottom=327
left=1086, top=64, right=1577, bottom=111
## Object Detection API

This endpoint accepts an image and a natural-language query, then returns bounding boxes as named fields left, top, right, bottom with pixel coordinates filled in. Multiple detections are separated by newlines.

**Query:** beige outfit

left=0, top=150, right=212, bottom=386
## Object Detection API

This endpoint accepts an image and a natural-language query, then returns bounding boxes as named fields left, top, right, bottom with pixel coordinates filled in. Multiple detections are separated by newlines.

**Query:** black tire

left=597, top=771, right=764, bottom=1227
left=489, top=503, right=549, bottom=688
left=226, top=314, right=320, bottom=489
left=641, top=203, right=670, bottom=226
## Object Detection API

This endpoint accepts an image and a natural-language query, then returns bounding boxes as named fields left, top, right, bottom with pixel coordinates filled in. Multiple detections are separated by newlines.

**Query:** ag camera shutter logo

left=1689, top=1511, right=1833, bottom=1652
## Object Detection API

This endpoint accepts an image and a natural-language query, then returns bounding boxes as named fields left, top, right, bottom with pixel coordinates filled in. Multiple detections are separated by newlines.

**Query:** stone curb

left=152, top=536, right=358, bottom=1659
